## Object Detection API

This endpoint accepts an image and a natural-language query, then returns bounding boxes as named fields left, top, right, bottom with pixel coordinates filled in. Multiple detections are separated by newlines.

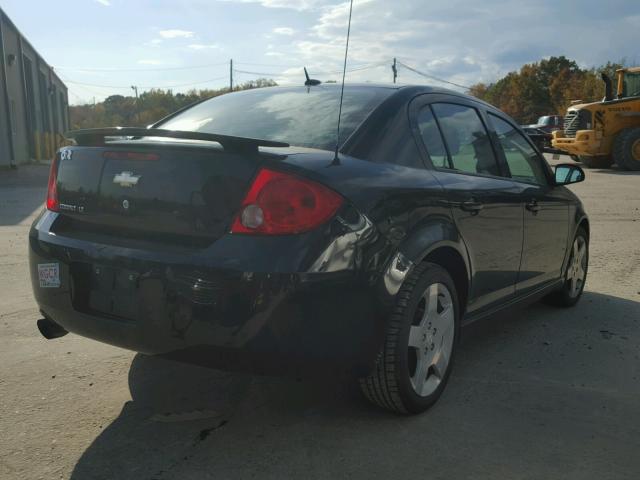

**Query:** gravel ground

left=1, top=156, right=639, bottom=480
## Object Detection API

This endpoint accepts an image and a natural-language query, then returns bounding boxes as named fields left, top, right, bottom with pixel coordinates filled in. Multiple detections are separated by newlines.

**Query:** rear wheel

left=359, top=262, right=459, bottom=414
left=579, top=155, right=613, bottom=169
left=545, top=227, right=588, bottom=307
left=613, top=128, right=640, bottom=171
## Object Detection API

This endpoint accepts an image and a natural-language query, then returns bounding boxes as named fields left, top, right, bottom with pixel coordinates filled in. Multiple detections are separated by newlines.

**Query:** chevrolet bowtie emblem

left=113, top=171, right=141, bottom=188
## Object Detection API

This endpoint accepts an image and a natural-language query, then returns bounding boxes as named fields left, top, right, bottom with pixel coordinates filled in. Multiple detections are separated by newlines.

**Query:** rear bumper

left=29, top=211, right=393, bottom=375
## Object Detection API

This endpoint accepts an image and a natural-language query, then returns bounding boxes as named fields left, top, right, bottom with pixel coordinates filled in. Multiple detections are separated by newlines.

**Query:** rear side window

left=489, top=114, right=548, bottom=185
left=417, top=106, right=449, bottom=168
left=431, top=103, right=500, bottom=176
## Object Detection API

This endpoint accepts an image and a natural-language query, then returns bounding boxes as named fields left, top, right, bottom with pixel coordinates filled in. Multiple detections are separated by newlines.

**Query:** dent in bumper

left=28, top=211, right=391, bottom=373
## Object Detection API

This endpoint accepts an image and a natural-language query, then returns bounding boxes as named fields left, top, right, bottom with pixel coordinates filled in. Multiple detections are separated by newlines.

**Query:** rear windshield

left=158, top=86, right=393, bottom=150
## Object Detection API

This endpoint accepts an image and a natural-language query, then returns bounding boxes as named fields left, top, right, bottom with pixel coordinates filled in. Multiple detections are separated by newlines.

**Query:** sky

left=2, top=0, right=639, bottom=104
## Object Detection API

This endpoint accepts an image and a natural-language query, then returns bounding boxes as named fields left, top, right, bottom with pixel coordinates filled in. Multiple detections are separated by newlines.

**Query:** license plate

left=89, top=265, right=139, bottom=320
left=38, top=263, right=60, bottom=288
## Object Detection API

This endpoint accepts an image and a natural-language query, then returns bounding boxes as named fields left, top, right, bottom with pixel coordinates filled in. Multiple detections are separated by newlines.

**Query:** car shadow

left=70, top=290, right=640, bottom=479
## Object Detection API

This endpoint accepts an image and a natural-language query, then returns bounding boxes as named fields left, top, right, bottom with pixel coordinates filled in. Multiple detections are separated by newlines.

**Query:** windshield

left=622, top=72, right=640, bottom=97
left=537, top=116, right=551, bottom=125
left=158, top=86, right=394, bottom=150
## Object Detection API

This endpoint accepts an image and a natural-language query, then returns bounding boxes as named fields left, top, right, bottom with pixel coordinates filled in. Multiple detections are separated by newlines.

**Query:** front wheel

left=613, top=127, right=640, bottom=171
left=545, top=227, right=589, bottom=307
left=359, top=262, right=459, bottom=414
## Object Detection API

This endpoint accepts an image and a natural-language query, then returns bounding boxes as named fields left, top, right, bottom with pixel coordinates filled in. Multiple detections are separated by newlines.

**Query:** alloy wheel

left=407, top=283, right=455, bottom=397
left=566, top=236, right=587, bottom=298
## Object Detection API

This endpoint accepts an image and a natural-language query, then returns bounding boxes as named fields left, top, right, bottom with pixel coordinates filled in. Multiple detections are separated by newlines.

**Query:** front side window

left=489, top=114, right=548, bottom=185
left=417, top=106, right=449, bottom=168
left=431, top=103, right=500, bottom=176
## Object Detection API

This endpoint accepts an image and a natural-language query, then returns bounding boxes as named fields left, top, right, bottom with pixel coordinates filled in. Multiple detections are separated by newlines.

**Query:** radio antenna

left=333, top=0, right=355, bottom=164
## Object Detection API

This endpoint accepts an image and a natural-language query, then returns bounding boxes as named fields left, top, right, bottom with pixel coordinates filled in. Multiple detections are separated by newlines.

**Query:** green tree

left=468, top=57, right=628, bottom=124
left=70, top=79, right=277, bottom=130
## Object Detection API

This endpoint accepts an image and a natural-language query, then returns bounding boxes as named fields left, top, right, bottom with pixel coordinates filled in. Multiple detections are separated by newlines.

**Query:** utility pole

left=230, top=59, right=234, bottom=91
left=392, top=58, right=398, bottom=84
left=131, top=85, right=140, bottom=125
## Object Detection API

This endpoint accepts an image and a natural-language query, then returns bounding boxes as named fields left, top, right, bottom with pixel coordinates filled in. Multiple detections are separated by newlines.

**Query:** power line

left=233, top=61, right=389, bottom=79
left=54, top=62, right=229, bottom=72
left=397, top=61, right=470, bottom=90
left=234, top=61, right=297, bottom=68
left=57, top=72, right=110, bottom=98
left=61, top=57, right=399, bottom=98
left=63, top=75, right=229, bottom=90
left=234, top=60, right=388, bottom=71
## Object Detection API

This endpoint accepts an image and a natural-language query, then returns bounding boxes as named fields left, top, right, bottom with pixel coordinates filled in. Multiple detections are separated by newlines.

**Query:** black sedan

left=30, top=84, right=588, bottom=414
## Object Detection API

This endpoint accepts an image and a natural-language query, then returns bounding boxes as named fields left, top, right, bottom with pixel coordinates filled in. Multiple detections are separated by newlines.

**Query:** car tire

left=544, top=227, right=589, bottom=308
left=570, top=155, right=580, bottom=162
left=579, top=155, right=613, bottom=169
left=359, top=262, right=460, bottom=414
left=613, top=128, right=640, bottom=171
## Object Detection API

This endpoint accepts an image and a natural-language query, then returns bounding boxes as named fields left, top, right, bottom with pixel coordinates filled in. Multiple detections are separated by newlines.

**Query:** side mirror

left=554, top=163, right=585, bottom=185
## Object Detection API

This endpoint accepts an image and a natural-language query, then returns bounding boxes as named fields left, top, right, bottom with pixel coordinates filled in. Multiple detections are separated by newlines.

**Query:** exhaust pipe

left=37, top=317, right=68, bottom=339
left=601, top=73, right=613, bottom=101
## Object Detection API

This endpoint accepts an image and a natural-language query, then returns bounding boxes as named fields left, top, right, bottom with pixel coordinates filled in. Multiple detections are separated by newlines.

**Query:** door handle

left=526, top=200, right=541, bottom=213
left=460, top=200, right=484, bottom=213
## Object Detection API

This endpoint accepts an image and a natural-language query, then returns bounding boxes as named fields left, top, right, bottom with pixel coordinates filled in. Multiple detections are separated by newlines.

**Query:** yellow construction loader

left=552, top=67, right=640, bottom=170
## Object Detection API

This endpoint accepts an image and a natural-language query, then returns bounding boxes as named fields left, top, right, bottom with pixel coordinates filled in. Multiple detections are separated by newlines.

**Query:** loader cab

left=616, top=68, right=640, bottom=99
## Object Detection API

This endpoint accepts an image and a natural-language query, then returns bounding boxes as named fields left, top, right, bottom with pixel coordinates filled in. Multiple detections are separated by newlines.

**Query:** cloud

left=283, top=0, right=604, bottom=89
left=159, top=29, right=194, bottom=39
left=187, top=44, right=221, bottom=50
left=273, top=27, right=295, bottom=35
left=216, top=0, right=321, bottom=11
left=137, top=59, right=163, bottom=65
left=67, top=0, right=640, bottom=99
left=94, top=0, right=111, bottom=5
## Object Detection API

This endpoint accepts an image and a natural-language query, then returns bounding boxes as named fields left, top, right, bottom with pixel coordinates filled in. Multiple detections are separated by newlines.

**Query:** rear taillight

left=46, top=155, right=59, bottom=212
left=231, top=168, right=343, bottom=235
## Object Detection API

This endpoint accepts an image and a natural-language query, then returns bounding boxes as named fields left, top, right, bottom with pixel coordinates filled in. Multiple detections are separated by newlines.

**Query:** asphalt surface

left=1, top=156, right=639, bottom=480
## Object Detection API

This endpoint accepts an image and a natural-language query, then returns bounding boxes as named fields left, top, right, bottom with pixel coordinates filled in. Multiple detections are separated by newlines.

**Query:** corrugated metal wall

left=1, top=7, right=68, bottom=167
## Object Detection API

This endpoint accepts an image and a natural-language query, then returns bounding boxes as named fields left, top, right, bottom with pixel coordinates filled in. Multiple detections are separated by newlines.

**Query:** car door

left=487, top=113, right=570, bottom=293
left=411, top=96, right=524, bottom=314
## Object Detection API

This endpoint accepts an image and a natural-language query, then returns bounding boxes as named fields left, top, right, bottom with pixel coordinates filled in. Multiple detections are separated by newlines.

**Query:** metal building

left=1, top=6, right=68, bottom=168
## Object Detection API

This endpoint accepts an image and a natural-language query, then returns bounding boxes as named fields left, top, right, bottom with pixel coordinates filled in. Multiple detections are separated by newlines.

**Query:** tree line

left=69, top=56, right=627, bottom=130
left=69, top=78, right=277, bottom=130
left=468, top=56, right=626, bottom=124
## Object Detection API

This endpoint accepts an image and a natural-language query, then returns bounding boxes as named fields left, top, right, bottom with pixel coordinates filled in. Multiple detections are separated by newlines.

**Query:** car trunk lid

left=55, top=139, right=286, bottom=245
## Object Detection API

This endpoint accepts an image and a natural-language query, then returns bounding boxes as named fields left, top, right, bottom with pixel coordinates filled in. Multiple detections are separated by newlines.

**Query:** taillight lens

left=231, top=168, right=343, bottom=235
left=46, top=155, right=59, bottom=212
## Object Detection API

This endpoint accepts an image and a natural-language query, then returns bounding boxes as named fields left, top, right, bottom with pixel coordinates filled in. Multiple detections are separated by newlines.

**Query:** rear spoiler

left=65, top=127, right=289, bottom=153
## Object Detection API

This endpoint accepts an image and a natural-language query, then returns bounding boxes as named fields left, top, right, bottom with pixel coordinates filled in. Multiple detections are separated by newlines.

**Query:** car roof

left=261, top=83, right=499, bottom=109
